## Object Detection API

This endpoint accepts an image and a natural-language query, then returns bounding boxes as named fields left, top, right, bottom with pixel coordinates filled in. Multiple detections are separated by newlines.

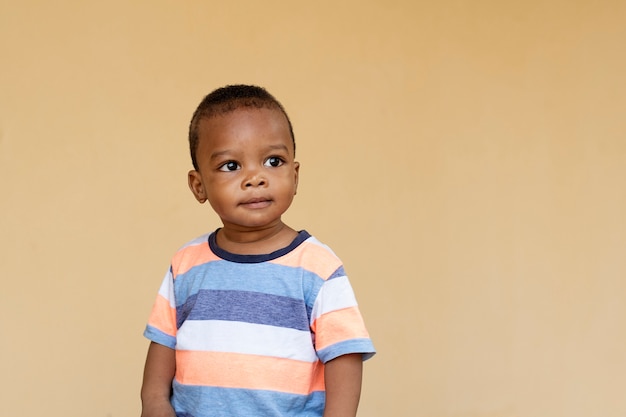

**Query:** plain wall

left=1, top=1, right=625, bottom=416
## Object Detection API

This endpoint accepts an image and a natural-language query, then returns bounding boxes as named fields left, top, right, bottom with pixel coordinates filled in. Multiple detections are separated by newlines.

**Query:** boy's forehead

left=196, top=107, right=293, bottom=150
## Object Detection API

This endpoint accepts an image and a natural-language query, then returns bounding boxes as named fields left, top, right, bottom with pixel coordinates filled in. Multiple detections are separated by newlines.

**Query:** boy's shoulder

left=169, top=232, right=215, bottom=278
left=178, top=232, right=212, bottom=251
left=280, top=233, right=346, bottom=281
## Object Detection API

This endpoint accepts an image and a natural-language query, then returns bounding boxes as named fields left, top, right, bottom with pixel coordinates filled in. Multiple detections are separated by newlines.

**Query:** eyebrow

left=209, top=150, right=234, bottom=161
left=266, top=144, right=290, bottom=153
left=209, top=144, right=290, bottom=161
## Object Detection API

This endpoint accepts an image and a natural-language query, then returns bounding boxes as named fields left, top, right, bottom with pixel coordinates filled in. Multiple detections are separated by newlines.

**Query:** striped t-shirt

left=144, top=230, right=376, bottom=417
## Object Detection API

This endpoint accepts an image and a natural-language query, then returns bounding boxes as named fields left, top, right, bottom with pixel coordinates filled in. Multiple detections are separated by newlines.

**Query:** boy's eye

left=219, top=161, right=240, bottom=171
left=264, top=157, right=284, bottom=167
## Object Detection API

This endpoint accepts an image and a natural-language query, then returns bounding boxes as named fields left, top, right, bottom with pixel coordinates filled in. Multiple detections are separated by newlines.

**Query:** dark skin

left=141, top=107, right=363, bottom=417
left=140, top=343, right=176, bottom=417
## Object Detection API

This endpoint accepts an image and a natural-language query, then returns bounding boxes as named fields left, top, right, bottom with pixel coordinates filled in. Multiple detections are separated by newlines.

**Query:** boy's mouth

left=240, top=197, right=272, bottom=208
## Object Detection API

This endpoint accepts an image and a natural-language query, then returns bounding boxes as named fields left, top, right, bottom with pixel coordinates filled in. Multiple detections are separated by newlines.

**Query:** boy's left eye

left=264, top=157, right=284, bottom=167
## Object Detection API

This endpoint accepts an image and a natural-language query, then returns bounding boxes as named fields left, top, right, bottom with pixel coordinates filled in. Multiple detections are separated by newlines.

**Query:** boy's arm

left=323, top=353, right=363, bottom=417
left=140, top=342, right=177, bottom=417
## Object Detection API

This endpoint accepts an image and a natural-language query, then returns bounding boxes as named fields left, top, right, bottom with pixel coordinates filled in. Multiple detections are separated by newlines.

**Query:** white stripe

left=158, top=270, right=176, bottom=308
left=305, top=236, right=338, bottom=256
left=176, top=320, right=318, bottom=362
left=311, top=276, right=358, bottom=323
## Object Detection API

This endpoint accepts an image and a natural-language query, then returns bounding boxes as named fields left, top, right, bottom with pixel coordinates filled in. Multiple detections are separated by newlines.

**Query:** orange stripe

left=147, top=294, right=177, bottom=337
left=312, top=307, right=370, bottom=351
left=271, top=241, right=342, bottom=280
left=176, top=351, right=325, bottom=394
left=171, top=243, right=221, bottom=278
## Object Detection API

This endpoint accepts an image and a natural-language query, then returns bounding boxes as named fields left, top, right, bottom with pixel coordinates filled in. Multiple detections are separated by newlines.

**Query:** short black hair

left=188, top=84, right=295, bottom=170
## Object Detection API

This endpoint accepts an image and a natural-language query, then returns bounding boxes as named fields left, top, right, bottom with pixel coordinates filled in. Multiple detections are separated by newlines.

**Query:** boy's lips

left=240, top=197, right=272, bottom=208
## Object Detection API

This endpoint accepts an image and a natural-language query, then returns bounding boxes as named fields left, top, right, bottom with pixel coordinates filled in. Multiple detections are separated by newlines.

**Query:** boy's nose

left=243, top=172, right=267, bottom=188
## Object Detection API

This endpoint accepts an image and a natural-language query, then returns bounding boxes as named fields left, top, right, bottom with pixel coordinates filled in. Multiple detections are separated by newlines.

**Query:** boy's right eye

left=218, top=161, right=240, bottom=171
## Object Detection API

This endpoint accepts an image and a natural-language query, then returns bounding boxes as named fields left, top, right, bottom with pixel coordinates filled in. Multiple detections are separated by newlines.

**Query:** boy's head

left=186, top=85, right=300, bottom=233
left=188, top=84, right=295, bottom=171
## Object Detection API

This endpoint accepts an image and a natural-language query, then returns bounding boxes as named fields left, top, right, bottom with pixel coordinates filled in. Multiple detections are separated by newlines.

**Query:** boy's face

left=188, top=107, right=299, bottom=232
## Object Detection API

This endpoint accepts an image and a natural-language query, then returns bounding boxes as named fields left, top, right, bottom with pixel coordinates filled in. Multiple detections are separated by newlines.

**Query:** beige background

left=1, top=1, right=625, bottom=416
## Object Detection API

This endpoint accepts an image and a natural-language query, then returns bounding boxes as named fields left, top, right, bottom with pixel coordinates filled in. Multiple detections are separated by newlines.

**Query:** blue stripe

left=316, top=338, right=377, bottom=363
left=174, top=261, right=324, bottom=310
left=176, top=292, right=198, bottom=329
left=178, top=289, right=310, bottom=331
left=328, top=265, right=346, bottom=280
left=171, top=381, right=325, bottom=417
left=144, top=325, right=176, bottom=349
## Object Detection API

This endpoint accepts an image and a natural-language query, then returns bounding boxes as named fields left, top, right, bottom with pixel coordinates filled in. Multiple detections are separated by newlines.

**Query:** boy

left=141, top=85, right=375, bottom=417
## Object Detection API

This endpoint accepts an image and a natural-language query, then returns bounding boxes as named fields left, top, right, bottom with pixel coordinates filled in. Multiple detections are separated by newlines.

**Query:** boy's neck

left=216, top=221, right=299, bottom=255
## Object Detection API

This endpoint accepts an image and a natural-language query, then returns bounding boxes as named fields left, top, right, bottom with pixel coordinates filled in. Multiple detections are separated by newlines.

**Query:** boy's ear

left=293, top=161, right=300, bottom=195
left=188, top=170, right=207, bottom=203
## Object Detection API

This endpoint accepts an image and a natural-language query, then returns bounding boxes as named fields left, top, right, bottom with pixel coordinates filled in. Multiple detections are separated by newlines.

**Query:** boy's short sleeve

left=310, top=272, right=376, bottom=363
left=143, top=267, right=177, bottom=349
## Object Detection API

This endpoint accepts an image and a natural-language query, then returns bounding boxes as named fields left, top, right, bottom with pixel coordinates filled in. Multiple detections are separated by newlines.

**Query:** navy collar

left=208, top=229, right=311, bottom=263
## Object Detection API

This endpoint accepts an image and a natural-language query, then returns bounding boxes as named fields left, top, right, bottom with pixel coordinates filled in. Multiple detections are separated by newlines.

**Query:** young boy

left=141, top=85, right=375, bottom=417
